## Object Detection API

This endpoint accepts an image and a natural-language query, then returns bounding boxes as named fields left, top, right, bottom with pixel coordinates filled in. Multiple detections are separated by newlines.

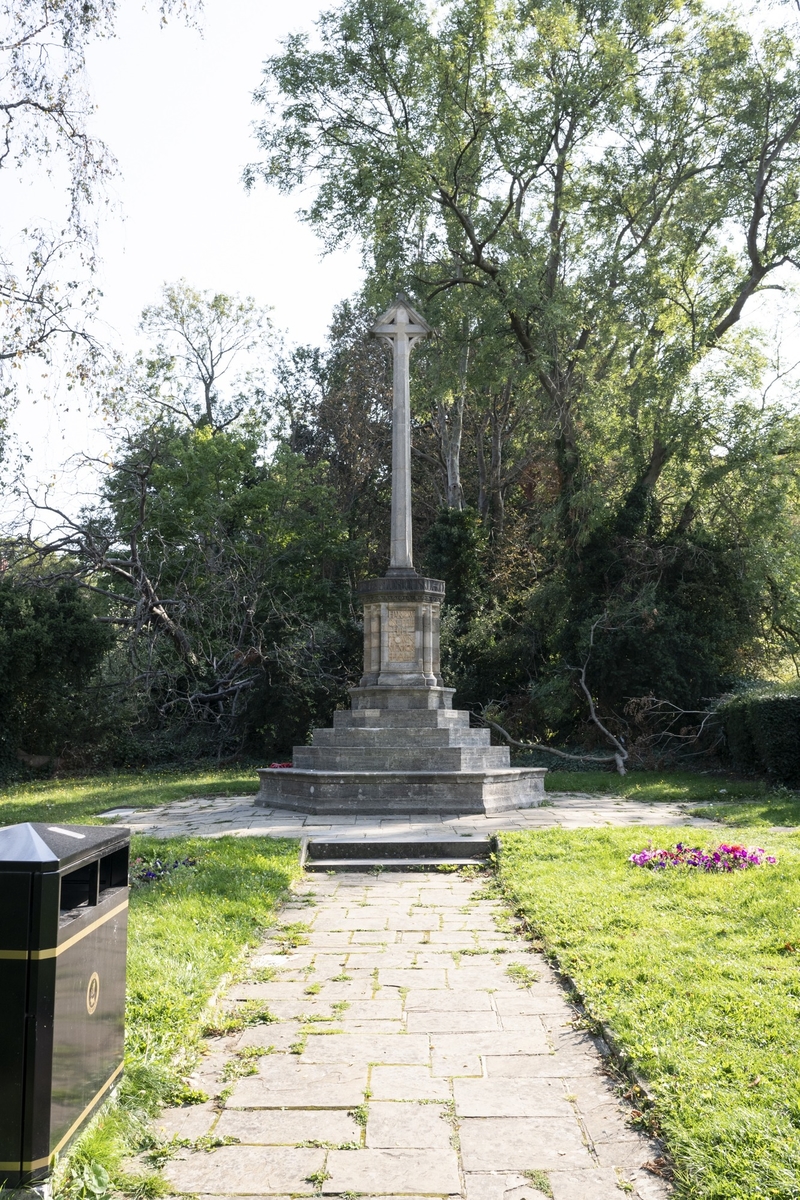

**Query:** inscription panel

left=386, top=607, right=417, bottom=662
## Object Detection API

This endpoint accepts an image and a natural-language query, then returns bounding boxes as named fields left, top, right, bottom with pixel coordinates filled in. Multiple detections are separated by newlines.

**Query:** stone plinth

left=357, top=575, right=444, bottom=688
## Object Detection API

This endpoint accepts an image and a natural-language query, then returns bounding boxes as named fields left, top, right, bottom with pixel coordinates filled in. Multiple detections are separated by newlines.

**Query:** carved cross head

left=369, top=294, right=432, bottom=351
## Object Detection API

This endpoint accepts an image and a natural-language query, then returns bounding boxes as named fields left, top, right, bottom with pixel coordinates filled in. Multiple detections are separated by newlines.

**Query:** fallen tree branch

left=477, top=714, right=627, bottom=776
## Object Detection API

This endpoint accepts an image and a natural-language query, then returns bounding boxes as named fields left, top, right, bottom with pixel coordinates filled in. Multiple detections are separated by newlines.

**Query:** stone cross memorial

left=256, top=295, right=545, bottom=814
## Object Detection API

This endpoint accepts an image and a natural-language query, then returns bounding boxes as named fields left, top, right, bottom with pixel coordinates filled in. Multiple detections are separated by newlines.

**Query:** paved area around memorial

left=155, top=871, right=671, bottom=1200
left=101, top=790, right=719, bottom=839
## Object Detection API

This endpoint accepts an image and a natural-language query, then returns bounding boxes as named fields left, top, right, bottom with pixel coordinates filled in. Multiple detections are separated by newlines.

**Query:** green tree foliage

left=53, top=420, right=360, bottom=763
left=8, top=284, right=363, bottom=765
left=103, top=281, right=274, bottom=433
left=248, top=0, right=800, bottom=738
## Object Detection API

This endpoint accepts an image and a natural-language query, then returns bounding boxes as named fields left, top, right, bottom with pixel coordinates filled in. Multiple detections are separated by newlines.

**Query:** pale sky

left=4, top=0, right=364, bottom=506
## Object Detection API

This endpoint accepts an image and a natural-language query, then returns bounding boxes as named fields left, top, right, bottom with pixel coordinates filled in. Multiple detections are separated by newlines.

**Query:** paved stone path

left=157, top=872, right=671, bottom=1200
left=103, top=791, right=718, bottom=840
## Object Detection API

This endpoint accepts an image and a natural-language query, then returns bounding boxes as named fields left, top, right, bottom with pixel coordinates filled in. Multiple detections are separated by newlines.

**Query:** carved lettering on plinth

left=386, top=606, right=416, bottom=662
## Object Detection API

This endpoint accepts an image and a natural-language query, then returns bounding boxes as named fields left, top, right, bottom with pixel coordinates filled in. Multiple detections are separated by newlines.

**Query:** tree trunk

left=476, top=411, right=490, bottom=522
left=436, top=335, right=468, bottom=509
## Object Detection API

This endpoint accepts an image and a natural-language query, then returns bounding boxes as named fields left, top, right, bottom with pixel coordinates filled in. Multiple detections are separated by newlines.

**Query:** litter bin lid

left=0, top=822, right=130, bottom=873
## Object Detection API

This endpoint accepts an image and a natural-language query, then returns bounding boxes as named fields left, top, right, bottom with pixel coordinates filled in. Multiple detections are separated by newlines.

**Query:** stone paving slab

left=322, top=1147, right=462, bottom=1194
left=214, top=1108, right=362, bottom=1145
left=113, top=789, right=721, bottom=842
left=156, top=872, right=671, bottom=1200
left=366, top=1101, right=452, bottom=1149
left=459, top=1116, right=594, bottom=1171
left=162, top=1146, right=324, bottom=1194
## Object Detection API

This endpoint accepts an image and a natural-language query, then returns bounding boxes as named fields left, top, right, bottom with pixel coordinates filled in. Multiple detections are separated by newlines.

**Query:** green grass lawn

left=0, top=765, right=259, bottom=827
left=56, top=835, right=301, bottom=1198
left=498, top=827, right=800, bottom=1199
left=686, top=793, right=800, bottom=827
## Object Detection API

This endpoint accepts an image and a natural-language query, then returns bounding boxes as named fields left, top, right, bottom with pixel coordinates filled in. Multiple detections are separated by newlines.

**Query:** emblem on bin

left=87, top=970, right=100, bottom=1014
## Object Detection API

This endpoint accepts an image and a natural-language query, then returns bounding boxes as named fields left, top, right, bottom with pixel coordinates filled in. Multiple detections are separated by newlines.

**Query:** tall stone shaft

left=370, top=296, right=431, bottom=575
left=353, top=296, right=447, bottom=698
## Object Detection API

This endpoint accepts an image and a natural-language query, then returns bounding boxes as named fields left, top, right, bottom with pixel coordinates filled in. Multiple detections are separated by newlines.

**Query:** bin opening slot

left=60, top=862, right=99, bottom=911
left=99, top=846, right=129, bottom=893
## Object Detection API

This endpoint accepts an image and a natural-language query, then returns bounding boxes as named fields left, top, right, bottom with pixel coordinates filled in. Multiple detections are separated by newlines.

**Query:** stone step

left=333, top=708, right=470, bottom=730
left=301, top=837, right=492, bottom=871
left=255, top=765, right=547, bottom=815
left=312, top=727, right=490, bottom=748
left=293, top=746, right=510, bottom=772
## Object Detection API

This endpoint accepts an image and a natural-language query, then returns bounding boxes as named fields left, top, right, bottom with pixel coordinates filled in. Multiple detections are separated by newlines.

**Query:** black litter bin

left=0, top=823, right=130, bottom=1188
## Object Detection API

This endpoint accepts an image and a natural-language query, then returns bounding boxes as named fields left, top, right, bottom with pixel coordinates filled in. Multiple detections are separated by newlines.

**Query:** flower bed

left=630, top=841, right=776, bottom=871
left=131, top=854, right=197, bottom=886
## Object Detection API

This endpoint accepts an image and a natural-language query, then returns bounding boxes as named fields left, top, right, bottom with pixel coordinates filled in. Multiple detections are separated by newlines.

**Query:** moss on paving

left=498, top=827, right=800, bottom=1199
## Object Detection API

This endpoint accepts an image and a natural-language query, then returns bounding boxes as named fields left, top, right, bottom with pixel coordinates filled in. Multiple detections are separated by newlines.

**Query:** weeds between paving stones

left=221, top=1046, right=271, bottom=1082
left=146, top=1132, right=241, bottom=1166
left=306, top=1167, right=332, bottom=1190
left=289, top=1031, right=308, bottom=1055
left=523, top=1169, right=553, bottom=1198
left=349, top=1103, right=369, bottom=1127
left=331, top=971, right=352, bottom=981
left=249, top=966, right=279, bottom=983
left=297, top=1140, right=361, bottom=1150
left=506, top=962, right=540, bottom=987
left=304, top=981, right=322, bottom=994
left=168, top=1082, right=209, bottom=1105
left=194, top=1135, right=240, bottom=1153
left=201, top=1000, right=276, bottom=1037
left=273, top=921, right=310, bottom=950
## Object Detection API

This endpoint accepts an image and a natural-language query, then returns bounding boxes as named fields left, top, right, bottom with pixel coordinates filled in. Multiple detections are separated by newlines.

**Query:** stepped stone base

left=256, top=684, right=545, bottom=816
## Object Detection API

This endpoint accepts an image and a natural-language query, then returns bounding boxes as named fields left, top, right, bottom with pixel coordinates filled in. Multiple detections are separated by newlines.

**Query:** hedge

left=720, top=692, right=800, bottom=784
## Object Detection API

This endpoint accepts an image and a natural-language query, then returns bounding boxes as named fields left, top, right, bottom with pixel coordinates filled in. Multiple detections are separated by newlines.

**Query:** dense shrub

left=0, top=577, right=112, bottom=771
left=720, top=691, right=800, bottom=784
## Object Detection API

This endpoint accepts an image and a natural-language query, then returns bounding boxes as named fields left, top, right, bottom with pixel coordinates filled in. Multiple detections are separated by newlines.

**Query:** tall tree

left=103, top=281, right=274, bottom=432
left=248, top=0, right=800, bottom=728
left=249, top=0, right=800, bottom=535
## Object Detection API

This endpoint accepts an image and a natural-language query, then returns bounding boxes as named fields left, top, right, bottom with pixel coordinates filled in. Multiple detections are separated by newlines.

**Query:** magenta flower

left=630, top=843, right=776, bottom=872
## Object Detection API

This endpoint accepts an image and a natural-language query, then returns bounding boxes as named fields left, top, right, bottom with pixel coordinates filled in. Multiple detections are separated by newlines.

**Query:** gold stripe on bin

left=0, top=898, right=128, bottom=961
left=0, top=1060, right=125, bottom=1172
